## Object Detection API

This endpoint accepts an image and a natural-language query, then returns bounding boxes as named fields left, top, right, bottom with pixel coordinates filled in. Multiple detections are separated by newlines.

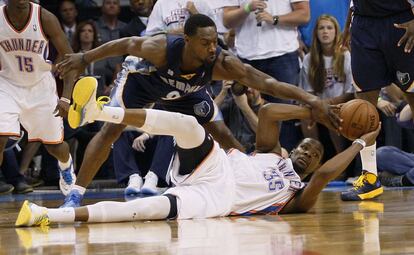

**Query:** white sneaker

left=59, top=161, right=76, bottom=196
left=68, top=77, right=110, bottom=129
left=124, top=174, right=143, bottom=196
left=141, top=171, right=159, bottom=196
left=15, top=200, right=49, bottom=227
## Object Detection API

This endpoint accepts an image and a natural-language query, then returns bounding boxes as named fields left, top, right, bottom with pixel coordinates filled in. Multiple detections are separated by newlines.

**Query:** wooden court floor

left=0, top=188, right=414, bottom=255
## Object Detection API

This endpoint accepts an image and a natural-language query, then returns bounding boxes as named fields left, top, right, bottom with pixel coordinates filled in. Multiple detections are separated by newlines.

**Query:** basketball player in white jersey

left=15, top=77, right=380, bottom=226
left=0, top=0, right=77, bottom=195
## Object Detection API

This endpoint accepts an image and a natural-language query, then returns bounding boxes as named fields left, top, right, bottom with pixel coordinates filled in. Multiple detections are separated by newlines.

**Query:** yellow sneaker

left=15, top=200, right=50, bottom=227
left=68, top=77, right=110, bottom=129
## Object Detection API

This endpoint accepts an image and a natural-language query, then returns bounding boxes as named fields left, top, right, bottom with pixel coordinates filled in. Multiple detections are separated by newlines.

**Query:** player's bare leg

left=203, top=120, right=245, bottom=152
left=61, top=123, right=126, bottom=208
left=341, top=89, right=383, bottom=201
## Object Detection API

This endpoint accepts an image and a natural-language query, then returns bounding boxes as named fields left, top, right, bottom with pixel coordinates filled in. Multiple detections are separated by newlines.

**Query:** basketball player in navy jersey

left=14, top=77, right=380, bottom=226
left=340, top=0, right=414, bottom=201
left=56, top=14, right=339, bottom=208
left=0, top=0, right=78, bottom=195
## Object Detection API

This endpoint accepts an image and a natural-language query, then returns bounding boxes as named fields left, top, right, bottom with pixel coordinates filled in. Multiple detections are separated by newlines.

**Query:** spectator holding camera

left=215, top=81, right=264, bottom=152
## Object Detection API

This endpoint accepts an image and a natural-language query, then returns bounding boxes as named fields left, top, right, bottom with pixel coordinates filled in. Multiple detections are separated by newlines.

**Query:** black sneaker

left=24, top=176, right=44, bottom=188
left=14, top=181, right=34, bottom=194
left=0, top=181, right=14, bottom=195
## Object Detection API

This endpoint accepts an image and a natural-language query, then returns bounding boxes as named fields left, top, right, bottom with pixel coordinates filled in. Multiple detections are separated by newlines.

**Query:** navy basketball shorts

left=112, top=72, right=217, bottom=125
left=351, top=11, right=414, bottom=93
left=158, top=89, right=217, bottom=125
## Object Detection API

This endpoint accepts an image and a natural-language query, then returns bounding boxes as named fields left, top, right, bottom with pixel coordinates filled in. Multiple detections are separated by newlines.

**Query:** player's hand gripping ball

left=339, top=99, right=380, bottom=140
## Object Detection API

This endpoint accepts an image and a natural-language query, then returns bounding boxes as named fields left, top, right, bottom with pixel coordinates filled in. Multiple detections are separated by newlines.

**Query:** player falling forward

left=0, top=0, right=77, bottom=195
left=15, top=77, right=380, bottom=226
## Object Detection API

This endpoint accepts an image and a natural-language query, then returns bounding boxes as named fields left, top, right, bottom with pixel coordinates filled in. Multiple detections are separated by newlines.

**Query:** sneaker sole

left=68, top=77, right=98, bottom=129
left=357, top=186, right=384, bottom=200
left=15, top=200, right=31, bottom=227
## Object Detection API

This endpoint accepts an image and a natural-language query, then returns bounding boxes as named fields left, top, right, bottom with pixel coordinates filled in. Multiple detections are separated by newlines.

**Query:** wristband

left=60, top=97, right=71, bottom=104
left=352, top=138, right=366, bottom=149
left=243, top=3, right=251, bottom=13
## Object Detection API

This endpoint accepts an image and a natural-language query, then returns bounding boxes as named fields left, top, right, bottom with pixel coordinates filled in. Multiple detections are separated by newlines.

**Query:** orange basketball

left=339, top=99, right=379, bottom=140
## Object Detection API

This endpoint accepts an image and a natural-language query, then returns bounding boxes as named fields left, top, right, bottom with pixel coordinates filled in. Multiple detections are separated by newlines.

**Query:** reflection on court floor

left=1, top=187, right=414, bottom=254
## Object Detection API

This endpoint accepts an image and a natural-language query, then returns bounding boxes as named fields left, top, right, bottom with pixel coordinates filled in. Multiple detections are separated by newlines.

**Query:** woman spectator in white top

left=299, top=14, right=354, bottom=153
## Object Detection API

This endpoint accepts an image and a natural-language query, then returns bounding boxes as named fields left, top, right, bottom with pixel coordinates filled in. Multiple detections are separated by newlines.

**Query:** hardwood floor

left=1, top=188, right=414, bottom=254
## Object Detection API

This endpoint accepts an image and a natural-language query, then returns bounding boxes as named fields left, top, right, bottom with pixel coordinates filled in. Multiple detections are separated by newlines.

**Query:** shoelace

left=61, top=165, right=73, bottom=184
left=97, top=96, right=111, bottom=109
left=353, top=173, right=366, bottom=189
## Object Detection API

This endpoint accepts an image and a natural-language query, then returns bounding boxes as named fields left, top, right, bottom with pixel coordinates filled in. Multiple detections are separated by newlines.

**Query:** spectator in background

left=96, top=0, right=126, bottom=84
left=223, top=0, right=310, bottom=151
left=299, top=0, right=350, bottom=49
left=59, top=0, right=78, bottom=44
left=1, top=140, right=33, bottom=194
left=145, top=0, right=213, bottom=35
left=299, top=14, right=354, bottom=154
left=377, top=103, right=414, bottom=187
left=120, top=0, right=155, bottom=38
left=96, top=0, right=126, bottom=43
left=115, top=131, right=172, bottom=196
left=72, top=20, right=115, bottom=96
left=216, top=81, right=264, bottom=153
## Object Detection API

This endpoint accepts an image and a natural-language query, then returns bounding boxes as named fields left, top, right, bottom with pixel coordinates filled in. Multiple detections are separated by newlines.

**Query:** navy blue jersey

left=353, top=0, right=412, bottom=17
left=134, top=34, right=221, bottom=100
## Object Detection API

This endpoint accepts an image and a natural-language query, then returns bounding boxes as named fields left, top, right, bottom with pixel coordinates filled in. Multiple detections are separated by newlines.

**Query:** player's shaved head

left=184, top=14, right=217, bottom=37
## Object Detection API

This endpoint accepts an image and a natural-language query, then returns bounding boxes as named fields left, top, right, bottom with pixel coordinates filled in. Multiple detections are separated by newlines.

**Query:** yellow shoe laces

left=353, top=173, right=367, bottom=189
left=97, top=96, right=111, bottom=109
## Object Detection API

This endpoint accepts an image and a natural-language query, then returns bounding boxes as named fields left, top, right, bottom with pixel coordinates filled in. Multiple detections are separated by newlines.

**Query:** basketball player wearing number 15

left=340, top=0, right=414, bottom=201
left=0, top=0, right=77, bottom=195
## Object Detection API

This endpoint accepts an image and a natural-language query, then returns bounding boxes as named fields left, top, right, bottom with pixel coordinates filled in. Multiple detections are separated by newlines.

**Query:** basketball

left=339, top=99, right=379, bottom=140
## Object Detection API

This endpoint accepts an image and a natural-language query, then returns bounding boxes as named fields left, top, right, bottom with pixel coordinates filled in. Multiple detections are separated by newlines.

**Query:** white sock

left=87, top=196, right=171, bottom=222
left=72, top=184, right=86, bottom=195
left=58, top=154, right=72, bottom=170
left=140, top=109, right=205, bottom=149
left=360, top=142, right=377, bottom=175
left=96, top=106, right=125, bottom=124
left=47, top=207, right=75, bottom=223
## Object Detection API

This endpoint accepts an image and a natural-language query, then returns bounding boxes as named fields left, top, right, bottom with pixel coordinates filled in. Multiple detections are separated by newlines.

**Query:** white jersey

left=228, top=149, right=305, bottom=215
left=0, top=3, right=51, bottom=87
left=145, top=0, right=214, bottom=35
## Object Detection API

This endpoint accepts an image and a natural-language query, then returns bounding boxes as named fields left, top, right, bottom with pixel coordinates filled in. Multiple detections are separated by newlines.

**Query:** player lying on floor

left=15, top=78, right=381, bottom=227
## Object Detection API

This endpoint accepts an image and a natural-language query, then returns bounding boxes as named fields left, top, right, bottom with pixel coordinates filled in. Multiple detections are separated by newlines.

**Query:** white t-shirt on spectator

left=208, top=0, right=234, bottom=34
left=226, top=0, right=307, bottom=60
left=145, top=0, right=214, bottom=35
left=299, top=51, right=354, bottom=99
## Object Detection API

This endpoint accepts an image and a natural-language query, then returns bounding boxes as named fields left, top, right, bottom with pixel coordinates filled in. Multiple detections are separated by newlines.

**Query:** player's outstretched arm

left=256, top=104, right=311, bottom=153
left=56, top=35, right=165, bottom=77
left=41, top=8, right=77, bottom=117
left=281, top=124, right=381, bottom=214
left=212, top=51, right=341, bottom=130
